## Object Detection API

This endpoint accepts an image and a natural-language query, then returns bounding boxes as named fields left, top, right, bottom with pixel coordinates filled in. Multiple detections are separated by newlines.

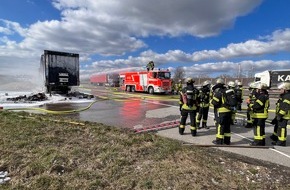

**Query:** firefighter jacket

left=277, top=91, right=290, bottom=120
left=211, top=85, right=231, bottom=113
left=179, top=84, right=199, bottom=111
left=250, top=90, right=269, bottom=119
left=235, top=87, right=243, bottom=103
left=175, top=83, right=183, bottom=92
left=275, top=95, right=283, bottom=114
left=246, top=89, right=258, bottom=105
left=198, top=86, right=210, bottom=108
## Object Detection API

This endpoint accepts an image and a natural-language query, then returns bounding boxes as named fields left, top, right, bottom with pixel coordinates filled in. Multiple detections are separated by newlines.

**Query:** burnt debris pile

left=6, top=93, right=48, bottom=102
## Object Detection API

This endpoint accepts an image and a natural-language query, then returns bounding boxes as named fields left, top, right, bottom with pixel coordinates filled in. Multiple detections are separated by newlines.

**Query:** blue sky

left=1, top=0, right=290, bottom=83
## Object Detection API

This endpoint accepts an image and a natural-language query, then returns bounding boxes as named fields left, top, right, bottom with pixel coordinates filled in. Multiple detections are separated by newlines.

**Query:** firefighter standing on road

left=235, top=81, right=244, bottom=111
left=227, top=81, right=237, bottom=125
left=178, top=78, right=199, bottom=136
left=211, top=78, right=232, bottom=145
left=196, top=80, right=211, bottom=129
left=244, top=82, right=259, bottom=128
left=269, top=93, right=283, bottom=143
left=271, top=82, right=290, bottom=146
left=175, top=80, right=183, bottom=94
left=211, top=78, right=225, bottom=128
left=248, top=83, right=269, bottom=146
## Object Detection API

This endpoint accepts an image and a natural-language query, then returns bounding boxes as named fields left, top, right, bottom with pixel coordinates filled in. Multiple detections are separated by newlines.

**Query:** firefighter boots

left=244, top=123, right=253, bottom=128
left=191, top=130, right=197, bottom=136
left=224, top=137, right=231, bottom=145
left=270, top=134, right=278, bottom=142
left=272, top=141, right=286, bottom=146
left=202, top=123, right=209, bottom=129
left=212, top=138, right=223, bottom=145
left=179, top=127, right=185, bottom=135
left=249, top=140, right=265, bottom=146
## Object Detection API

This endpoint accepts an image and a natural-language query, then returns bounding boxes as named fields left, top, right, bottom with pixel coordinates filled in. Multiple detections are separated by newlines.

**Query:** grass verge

left=0, top=111, right=290, bottom=189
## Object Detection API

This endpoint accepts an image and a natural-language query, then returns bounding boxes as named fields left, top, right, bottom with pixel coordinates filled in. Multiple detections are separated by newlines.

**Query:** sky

left=1, top=0, right=290, bottom=84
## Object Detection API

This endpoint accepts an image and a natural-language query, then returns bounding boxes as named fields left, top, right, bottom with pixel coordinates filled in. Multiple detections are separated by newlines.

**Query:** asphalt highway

left=67, top=86, right=290, bottom=168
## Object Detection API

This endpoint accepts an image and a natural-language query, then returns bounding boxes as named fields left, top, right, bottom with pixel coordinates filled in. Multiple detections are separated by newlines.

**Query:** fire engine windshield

left=157, top=72, right=171, bottom=79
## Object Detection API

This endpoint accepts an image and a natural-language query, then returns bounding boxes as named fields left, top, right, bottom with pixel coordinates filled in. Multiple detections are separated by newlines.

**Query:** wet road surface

left=40, top=86, right=290, bottom=168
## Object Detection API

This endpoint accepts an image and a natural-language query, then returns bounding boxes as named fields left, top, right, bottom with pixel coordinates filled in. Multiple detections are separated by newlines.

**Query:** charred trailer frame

left=41, top=50, right=80, bottom=94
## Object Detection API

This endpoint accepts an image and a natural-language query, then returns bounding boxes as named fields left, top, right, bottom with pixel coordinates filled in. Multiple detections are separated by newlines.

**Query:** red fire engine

left=119, top=69, right=171, bottom=94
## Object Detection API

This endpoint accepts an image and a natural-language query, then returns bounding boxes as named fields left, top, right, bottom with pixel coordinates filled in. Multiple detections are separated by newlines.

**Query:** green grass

left=0, top=111, right=290, bottom=189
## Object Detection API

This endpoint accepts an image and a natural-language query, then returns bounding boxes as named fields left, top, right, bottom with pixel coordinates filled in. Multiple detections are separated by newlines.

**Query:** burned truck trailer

left=41, top=50, right=80, bottom=94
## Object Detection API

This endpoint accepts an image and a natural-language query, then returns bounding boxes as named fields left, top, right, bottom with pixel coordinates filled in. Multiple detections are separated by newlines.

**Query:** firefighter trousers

left=215, top=112, right=231, bottom=145
left=196, top=106, right=209, bottom=127
left=252, top=118, right=266, bottom=145
left=277, top=119, right=288, bottom=146
left=179, top=109, right=197, bottom=136
left=246, top=106, right=253, bottom=125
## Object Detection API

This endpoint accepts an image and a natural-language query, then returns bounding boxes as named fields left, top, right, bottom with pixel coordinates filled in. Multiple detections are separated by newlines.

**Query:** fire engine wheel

left=131, top=86, right=135, bottom=92
left=126, top=85, right=131, bottom=92
left=148, top=87, right=154, bottom=94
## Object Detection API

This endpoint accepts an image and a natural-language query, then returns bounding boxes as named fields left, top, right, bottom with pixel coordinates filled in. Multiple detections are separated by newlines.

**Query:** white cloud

left=184, top=60, right=290, bottom=77
left=192, top=29, right=290, bottom=61
left=87, top=28, right=290, bottom=75
left=4, top=0, right=290, bottom=84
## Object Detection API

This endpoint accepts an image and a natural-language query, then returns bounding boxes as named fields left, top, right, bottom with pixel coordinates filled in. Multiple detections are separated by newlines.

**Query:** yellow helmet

left=237, top=81, right=242, bottom=86
left=203, top=80, right=211, bottom=87
left=227, top=81, right=236, bottom=88
left=216, top=78, right=224, bottom=84
left=186, top=77, right=194, bottom=84
left=256, top=83, right=268, bottom=90
left=277, top=82, right=290, bottom=90
left=248, top=82, right=258, bottom=89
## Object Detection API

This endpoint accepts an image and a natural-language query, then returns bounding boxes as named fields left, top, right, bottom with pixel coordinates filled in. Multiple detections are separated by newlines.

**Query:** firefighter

left=178, top=77, right=199, bottom=136
left=271, top=82, right=290, bottom=146
left=269, top=93, right=283, bottom=142
left=244, top=82, right=259, bottom=128
left=235, top=81, right=244, bottom=111
left=211, top=78, right=232, bottom=145
left=249, top=83, right=269, bottom=146
left=146, top=61, right=155, bottom=71
left=175, top=79, right=183, bottom=94
left=211, top=78, right=225, bottom=128
left=196, top=80, right=211, bottom=129
left=227, top=81, right=237, bottom=125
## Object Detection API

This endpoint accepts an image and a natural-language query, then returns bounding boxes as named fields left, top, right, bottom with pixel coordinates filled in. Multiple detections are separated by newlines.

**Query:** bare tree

left=172, top=66, right=186, bottom=83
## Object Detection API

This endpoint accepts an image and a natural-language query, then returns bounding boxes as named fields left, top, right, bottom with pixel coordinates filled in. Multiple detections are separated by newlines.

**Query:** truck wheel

left=126, top=85, right=131, bottom=92
left=131, top=86, right=135, bottom=92
left=148, top=87, right=154, bottom=94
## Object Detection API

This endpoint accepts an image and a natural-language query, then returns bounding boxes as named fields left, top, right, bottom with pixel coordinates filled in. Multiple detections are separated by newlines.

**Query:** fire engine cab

left=120, top=69, right=171, bottom=94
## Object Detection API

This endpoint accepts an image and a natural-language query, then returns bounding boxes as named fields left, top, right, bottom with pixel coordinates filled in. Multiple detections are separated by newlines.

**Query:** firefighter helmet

left=186, top=77, right=194, bottom=84
left=227, top=81, right=236, bottom=88
left=277, top=82, right=290, bottom=90
left=216, top=78, right=224, bottom=84
left=202, top=80, right=211, bottom=87
left=257, top=83, right=268, bottom=90
left=249, top=82, right=258, bottom=89
left=237, top=81, right=242, bottom=86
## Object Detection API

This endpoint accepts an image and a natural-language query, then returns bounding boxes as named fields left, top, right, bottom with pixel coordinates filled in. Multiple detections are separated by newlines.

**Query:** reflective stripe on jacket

left=278, top=92, right=290, bottom=120
left=211, top=88, right=231, bottom=113
left=251, top=92, right=269, bottom=119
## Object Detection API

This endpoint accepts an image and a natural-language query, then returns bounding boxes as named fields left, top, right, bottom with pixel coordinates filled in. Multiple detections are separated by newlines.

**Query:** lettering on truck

left=278, top=75, right=290, bottom=82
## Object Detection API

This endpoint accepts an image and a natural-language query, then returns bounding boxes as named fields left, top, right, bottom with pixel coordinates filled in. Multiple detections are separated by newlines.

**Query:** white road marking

left=270, top=148, right=290, bottom=159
